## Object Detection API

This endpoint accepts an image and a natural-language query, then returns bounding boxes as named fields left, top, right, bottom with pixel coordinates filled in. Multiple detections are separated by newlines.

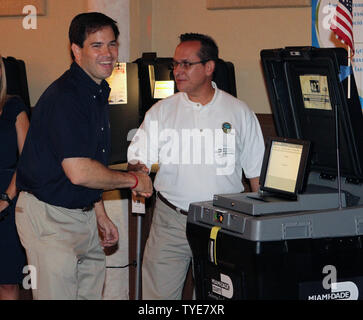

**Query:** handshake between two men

left=128, top=161, right=153, bottom=198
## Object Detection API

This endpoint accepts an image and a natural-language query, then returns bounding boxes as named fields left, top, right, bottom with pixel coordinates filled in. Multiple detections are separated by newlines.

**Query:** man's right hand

left=127, top=161, right=149, bottom=173
left=131, top=171, right=153, bottom=198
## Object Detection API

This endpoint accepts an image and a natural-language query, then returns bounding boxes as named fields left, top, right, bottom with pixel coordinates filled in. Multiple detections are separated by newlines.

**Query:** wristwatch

left=0, top=193, right=13, bottom=206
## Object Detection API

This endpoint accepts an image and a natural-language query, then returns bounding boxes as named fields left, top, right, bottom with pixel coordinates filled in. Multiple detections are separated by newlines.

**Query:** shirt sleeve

left=127, top=105, right=160, bottom=170
left=240, top=109, right=265, bottom=179
left=47, top=93, right=96, bottom=161
left=5, top=96, right=28, bottom=120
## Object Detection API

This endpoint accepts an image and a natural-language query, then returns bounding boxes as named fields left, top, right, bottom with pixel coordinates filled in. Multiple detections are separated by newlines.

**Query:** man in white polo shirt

left=127, top=33, right=265, bottom=300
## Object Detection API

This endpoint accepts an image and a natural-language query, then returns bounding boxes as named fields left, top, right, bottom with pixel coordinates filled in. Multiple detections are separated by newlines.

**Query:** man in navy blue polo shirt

left=15, top=12, right=153, bottom=300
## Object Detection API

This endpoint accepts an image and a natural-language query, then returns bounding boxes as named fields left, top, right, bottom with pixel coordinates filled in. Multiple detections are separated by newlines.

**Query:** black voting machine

left=186, top=47, right=363, bottom=300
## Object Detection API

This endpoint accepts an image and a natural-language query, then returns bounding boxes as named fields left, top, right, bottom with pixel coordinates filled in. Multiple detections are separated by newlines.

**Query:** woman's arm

left=0, top=110, right=30, bottom=213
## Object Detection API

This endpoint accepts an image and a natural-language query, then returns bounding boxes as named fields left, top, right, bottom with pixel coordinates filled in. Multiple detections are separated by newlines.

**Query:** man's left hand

left=96, top=215, right=119, bottom=248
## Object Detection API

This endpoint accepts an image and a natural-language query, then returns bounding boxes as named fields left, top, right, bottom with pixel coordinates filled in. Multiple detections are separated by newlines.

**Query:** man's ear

left=205, top=60, right=215, bottom=77
left=71, top=43, right=82, bottom=63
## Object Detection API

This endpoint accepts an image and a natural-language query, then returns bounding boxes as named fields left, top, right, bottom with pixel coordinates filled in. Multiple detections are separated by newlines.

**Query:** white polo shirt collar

left=181, top=81, right=219, bottom=110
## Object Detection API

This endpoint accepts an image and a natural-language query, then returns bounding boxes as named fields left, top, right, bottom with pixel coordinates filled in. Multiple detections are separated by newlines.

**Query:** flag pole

left=348, top=46, right=351, bottom=99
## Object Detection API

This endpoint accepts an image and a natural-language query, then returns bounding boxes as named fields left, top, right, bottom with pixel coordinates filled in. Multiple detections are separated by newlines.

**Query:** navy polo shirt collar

left=70, top=62, right=111, bottom=97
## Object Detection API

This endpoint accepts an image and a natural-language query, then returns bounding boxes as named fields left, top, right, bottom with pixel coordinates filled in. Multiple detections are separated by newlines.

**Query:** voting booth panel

left=134, top=53, right=238, bottom=122
left=108, top=63, right=140, bottom=165
left=134, top=53, right=175, bottom=123
left=260, top=47, right=363, bottom=182
left=213, top=59, right=237, bottom=98
left=186, top=47, right=363, bottom=300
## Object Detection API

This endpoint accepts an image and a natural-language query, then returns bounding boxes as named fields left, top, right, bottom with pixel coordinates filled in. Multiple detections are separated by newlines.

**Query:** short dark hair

left=69, top=12, right=120, bottom=60
left=179, top=33, right=219, bottom=61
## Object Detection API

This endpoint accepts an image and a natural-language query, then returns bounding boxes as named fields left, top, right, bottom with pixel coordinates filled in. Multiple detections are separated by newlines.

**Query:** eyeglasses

left=171, top=59, right=209, bottom=70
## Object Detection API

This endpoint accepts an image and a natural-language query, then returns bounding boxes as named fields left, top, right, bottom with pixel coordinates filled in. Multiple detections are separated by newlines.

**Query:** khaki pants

left=142, top=197, right=193, bottom=300
left=15, top=192, right=105, bottom=300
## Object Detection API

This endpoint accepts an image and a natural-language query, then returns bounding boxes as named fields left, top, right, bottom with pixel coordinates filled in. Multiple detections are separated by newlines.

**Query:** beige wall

left=130, top=0, right=312, bottom=114
left=88, top=0, right=130, bottom=62
left=130, top=0, right=152, bottom=60
left=1, top=0, right=87, bottom=106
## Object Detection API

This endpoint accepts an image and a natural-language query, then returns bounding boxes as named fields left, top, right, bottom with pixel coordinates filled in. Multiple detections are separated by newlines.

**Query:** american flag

left=330, top=0, right=354, bottom=54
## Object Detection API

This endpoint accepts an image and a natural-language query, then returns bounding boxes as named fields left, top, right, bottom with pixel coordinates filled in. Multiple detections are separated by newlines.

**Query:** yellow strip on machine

left=209, top=226, right=221, bottom=265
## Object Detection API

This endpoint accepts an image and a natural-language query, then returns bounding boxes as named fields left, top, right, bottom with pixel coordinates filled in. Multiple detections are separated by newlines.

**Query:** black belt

left=23, top=191, right=95, bottom=212
left=156, top=192, right=188, bottom=216
left=82, top=195, right=102, bottom=212
left=82, top=204, right=94, bottom=212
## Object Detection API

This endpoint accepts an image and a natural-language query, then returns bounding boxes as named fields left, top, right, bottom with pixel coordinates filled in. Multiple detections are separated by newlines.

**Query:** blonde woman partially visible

left=0, top=56, right=30, bottom=300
